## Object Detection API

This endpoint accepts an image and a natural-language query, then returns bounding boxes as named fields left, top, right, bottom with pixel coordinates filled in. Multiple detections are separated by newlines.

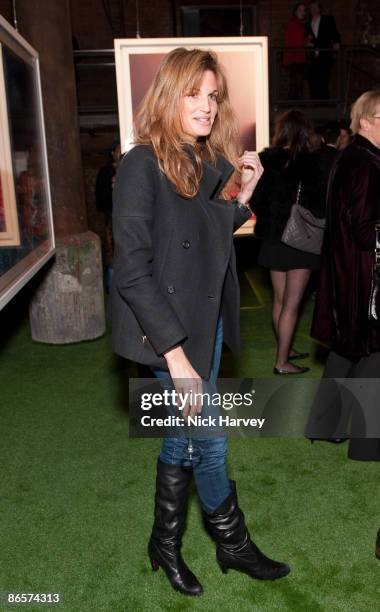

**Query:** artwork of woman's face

left=179, top=70, right=218, bottom=141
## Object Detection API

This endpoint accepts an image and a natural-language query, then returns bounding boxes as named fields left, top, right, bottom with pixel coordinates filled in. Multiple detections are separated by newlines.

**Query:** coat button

left=167, top=285, right=175, bottom=294
left=182, top=240, right=190, bottom=249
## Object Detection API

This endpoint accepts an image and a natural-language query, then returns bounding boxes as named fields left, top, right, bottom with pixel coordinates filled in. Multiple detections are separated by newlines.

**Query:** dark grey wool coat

left=110, top=144, right=251, bottom=380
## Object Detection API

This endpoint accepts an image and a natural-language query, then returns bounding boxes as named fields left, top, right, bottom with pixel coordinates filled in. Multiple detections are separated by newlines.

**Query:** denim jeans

left=151, top=317, right=231, bottom=512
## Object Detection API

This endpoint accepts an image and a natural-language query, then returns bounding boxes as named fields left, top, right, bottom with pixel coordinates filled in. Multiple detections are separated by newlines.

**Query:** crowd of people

left=251, top=97, right=380, bottom=468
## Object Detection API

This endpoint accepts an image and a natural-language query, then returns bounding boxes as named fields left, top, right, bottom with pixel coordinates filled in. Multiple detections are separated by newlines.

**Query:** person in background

left=336, top=125, right=353, bottom=150
left=305, top=1, right=341, bottom=99
left=252, top=110, right=326, bottom=375
left=315, top=123, right=340, bottom=180
left=283, top=3, right=308, bottom=100
left=309, top=90, right=380, bottom=461
left=95, top=140, right=121, bottom=292
left=111, top=48, right=290, bottom=597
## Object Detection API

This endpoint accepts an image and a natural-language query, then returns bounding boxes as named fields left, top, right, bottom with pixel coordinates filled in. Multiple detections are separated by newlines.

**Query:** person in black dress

left=252, top=110, right=326, bottom=375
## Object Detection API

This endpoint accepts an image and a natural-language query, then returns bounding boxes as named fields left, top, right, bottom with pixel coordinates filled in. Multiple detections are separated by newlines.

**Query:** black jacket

left=111, top=144, right=251, bottom=380
left=252, top=147, right=330, bottom=241
left=305, top=15, right=341, bottom=49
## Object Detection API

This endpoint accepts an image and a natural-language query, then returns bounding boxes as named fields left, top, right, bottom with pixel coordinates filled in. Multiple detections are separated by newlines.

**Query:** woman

left=111, top=48, right=290, bottom=596
left=283, top=3, right=308, bottom=100
left=308, top=90, right=380, bottom=461
left=252, top=110, right=325, bottom=375
left=336, top=125, right=352, bottom=150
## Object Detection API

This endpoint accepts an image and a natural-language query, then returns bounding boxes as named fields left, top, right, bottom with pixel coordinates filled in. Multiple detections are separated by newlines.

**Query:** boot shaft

left=151, top=459, right=193, bottom=541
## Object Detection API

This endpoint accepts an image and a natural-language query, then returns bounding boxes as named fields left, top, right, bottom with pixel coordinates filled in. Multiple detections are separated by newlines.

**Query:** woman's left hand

left=237, top=151, right=264, bottom=205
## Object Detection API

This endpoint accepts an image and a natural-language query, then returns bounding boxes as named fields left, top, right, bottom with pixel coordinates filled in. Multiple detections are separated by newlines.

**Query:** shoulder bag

left=281, top=182, right=326, bottom=255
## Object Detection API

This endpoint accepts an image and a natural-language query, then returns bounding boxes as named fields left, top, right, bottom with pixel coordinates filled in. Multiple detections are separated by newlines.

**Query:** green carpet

left=0, top=243, right=379, bottom=612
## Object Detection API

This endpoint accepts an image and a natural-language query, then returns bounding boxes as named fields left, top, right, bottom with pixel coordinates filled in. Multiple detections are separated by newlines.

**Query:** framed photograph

left=114, top=37, right=269, bottom=236
left=0, top=16, right=55, bottom=310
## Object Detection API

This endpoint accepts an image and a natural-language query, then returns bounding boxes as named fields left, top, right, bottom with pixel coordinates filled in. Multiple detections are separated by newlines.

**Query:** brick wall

left=0, top=0, right=12, bottom=24
left=1, top=1, right=378, bottom=52
left=66, top=0, right=366, bottom=50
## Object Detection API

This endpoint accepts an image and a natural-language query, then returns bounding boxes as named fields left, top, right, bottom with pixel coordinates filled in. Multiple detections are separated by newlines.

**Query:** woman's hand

left=164, top=345, right=203, bottom=419
left=236, top=151, right=264, bottom=205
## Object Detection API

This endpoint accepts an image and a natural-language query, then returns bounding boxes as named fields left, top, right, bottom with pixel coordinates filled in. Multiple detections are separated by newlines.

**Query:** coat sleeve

left=250, top=172, right=267, bottom=216
left=112, top=148, right=188, bottom=356
left=345, top=161, right=380, bottom=250
left=232, top=201, right=252, bottom=231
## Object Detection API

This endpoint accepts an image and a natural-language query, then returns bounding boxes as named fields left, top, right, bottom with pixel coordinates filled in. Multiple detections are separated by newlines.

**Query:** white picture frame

left=0, top=16, right=55, bottom=310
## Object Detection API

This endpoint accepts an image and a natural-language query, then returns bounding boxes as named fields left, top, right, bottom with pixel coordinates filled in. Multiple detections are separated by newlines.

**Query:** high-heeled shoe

left=273, top=366, right=310, bottom=375
left=309, top=438, right=347, bottom=444
left=202, top=481, right=290, bottom=581
left=376, top=529, right=380, bottom=560
left=288, top=351, right=310, bottom=360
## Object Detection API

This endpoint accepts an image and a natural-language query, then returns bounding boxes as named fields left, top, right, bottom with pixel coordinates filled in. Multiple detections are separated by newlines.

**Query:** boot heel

left=218, top=561, right=228, bottom=574
left=150, top=557, right=160, bottom=572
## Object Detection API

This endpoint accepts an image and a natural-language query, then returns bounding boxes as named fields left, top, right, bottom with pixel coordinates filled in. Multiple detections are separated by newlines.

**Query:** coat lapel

left=195, top=157, right=236, bottom=277
left=199, top=155, right=235, bottom=201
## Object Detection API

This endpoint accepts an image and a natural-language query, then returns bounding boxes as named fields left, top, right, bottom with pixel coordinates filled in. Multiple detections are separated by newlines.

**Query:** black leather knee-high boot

left=148, top=459, right=203, bottom=596
left=202, top=481, right=290, bottom=581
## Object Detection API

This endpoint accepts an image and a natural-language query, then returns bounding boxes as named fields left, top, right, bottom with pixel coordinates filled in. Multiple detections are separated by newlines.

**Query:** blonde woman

left=309, top=90, right=380, bottom=460
left=111, top=48, right=290, bottom=596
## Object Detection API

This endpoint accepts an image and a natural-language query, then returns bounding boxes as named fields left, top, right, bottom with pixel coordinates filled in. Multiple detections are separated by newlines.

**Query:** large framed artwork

left=0, top=16, right=55, bottom=310
left=114, top=37, right=269, bottom=236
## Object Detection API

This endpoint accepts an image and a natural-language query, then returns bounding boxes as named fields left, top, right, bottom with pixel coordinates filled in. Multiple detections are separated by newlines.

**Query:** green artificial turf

left=0, top=244, right=379, bottom=612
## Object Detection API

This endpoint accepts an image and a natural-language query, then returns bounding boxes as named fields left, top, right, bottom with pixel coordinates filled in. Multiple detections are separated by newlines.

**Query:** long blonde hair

left=133, top=47, right=239, bottom=198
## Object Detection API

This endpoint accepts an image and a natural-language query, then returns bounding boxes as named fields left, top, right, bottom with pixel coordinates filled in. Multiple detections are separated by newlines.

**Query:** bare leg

left=275, top=268, right=312, bottom=372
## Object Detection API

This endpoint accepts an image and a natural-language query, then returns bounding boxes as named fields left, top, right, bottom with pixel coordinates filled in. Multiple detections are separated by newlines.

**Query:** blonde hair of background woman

left=350, top=90, right=380, bottom=134
left=133, top=47, right=239, bottom=198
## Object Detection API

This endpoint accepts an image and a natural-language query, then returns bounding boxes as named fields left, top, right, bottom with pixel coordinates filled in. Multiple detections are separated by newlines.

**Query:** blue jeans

left=151, top=317, right=231, bottom=512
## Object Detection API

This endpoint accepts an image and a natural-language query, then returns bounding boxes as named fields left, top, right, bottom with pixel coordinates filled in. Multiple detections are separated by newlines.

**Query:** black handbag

left=281, top=182, right=326, bottom=255
left=368, top=222, right=380, bottom=325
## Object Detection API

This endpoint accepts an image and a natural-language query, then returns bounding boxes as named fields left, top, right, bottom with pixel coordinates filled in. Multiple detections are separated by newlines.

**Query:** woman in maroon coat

left=308, top=90, right=380, bottom=460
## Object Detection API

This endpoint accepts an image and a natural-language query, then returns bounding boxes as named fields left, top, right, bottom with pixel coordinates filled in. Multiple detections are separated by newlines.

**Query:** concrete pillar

left=29, top=232, right=105, bottom=343
left=16, top=0, right=105, bottom=342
